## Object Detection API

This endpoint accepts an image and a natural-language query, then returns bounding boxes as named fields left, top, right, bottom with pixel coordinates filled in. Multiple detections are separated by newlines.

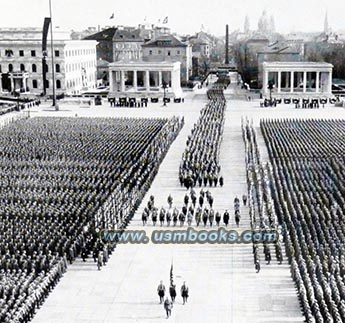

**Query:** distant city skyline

left=3, top=0, right=345, bottom=36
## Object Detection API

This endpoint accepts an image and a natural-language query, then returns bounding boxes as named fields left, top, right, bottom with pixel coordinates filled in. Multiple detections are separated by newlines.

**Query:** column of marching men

left=259, top=118, right=345, bottom=322
left=242, top=117, right=284, bottom=274
left=0, top=115, right=183, bottom=323
left=179, top=86, right=226, bottom=189
left=141, top=189, right=247, bottom=228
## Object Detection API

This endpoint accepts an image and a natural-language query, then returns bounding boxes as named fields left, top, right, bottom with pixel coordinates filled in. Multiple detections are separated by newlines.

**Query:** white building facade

left=0, top=28, right=97, bottom=96
left=108, top=61, right=182, bottom=98
left=262, top=61, right=333, bottom=98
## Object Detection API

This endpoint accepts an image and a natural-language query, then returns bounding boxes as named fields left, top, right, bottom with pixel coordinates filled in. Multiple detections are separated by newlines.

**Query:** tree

left=231, top=41, right=259, bottom=87
left=305, top=41, right=345, bottom=79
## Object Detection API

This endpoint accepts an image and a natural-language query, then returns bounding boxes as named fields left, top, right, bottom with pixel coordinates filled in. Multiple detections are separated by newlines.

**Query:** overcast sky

left=2, top=0, right=344, bottom=36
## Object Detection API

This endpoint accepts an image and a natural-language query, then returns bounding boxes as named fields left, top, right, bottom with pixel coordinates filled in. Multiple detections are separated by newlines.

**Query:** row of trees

left=305, top=42, right=345, bottom=79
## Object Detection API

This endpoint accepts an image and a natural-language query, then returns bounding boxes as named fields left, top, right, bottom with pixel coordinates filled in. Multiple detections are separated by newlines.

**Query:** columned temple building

left=108, top=61, right=182, bottom=98
left=262, top=61, right=333, bottom=98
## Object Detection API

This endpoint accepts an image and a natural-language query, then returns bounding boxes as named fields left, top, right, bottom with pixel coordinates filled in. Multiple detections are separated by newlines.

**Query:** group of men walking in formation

left=142, top=189, right=247, bottom=228
left=157, top=281, right=189, bottom=318
left=242, top=118, right=285, bottom=275
left=179, top=87, right=226, bottom=189
left=0, top=116, right=184, bottom=323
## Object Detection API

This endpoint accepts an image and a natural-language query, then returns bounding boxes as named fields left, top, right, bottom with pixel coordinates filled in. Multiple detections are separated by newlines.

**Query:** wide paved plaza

left=23, top=90, right=345, bottom=323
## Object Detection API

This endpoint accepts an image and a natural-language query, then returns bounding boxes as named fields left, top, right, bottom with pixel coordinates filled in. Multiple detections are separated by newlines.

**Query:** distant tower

left=258, top=10, right=269, bottom=34
left=269, top=15, right=275, bottom=33
left=225, top=24, right=229, bottom=65
left=244, top=15, right=250, bottom=34
left=324, top=11, right=330, bottom=34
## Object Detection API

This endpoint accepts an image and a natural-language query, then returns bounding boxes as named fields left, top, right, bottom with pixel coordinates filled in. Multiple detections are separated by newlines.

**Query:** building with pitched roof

left=112, top=26, right=152, bottom=62
left=141, top=34, right=192, bottom=82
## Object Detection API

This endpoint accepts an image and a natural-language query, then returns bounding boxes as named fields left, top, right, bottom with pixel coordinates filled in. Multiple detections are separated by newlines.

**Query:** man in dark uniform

left=157, top=280, right=166, bottom=304
left=223, top=210, right=230, bottom=226
left=242, top=194, right=247, bottom=206
left=181, top=282, right=189, bottom=305
left=202, top=209, right=208, bottom=227
left=164, top=297, right=173, bottom=318
left=235, top=212, right=240, bottom=227
left=169, top=284, right=177, bottom=302
left=215, top=212, right=221, bottom=226
left=255, top=261, right=260, bottom=273
left=199, top=194, right=204, bottom=208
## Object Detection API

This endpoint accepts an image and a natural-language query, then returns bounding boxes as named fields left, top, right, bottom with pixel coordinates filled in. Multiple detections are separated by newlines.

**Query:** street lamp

left=162, top=81, right=167, bottom=107
left=268, top=80, right=274, bottom=106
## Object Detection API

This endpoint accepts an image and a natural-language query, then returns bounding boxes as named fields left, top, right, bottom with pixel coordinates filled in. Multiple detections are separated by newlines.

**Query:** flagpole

left=49, top=0, right=57, bottom=110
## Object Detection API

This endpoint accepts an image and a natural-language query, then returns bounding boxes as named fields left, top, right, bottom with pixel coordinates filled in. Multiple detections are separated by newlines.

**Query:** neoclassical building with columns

left=108, top=61, right=182, bottom=98
left=262, top=61, right=333, bottom=98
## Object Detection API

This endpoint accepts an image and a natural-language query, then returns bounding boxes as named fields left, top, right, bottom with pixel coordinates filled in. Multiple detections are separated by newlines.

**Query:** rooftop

left=263, top=61, right=333, bottom=67
left=113, top=28, right=151, bottom=42
left=84, top=27, right=117, bottom=41
left=142, top=34, right=187, bottom=48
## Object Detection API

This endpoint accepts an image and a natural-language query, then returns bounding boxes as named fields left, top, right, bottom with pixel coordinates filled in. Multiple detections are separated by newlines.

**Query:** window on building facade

left=32, top=64, right=37, bottom=73
left=5, top=49, right=13, bottom=57
left=177, top=50, right=180, bottom=55
left=55, top=50, right=60, bottom=57
left=32, top=80, right=38, bottom=88
left=167, top=50, right=171, bottom=56
left=20, top=64, right=25, bottom=72
left=8, top=64, right=13, bottom=72
left=31, top=50, right=36, bottom=57
left=45, top=80, right=49, bottom=88
left=56, top=64, right=60, bottom=73
left=19, top=50, right=24, bottom=57
left=56, top=80, right=61, bottom=89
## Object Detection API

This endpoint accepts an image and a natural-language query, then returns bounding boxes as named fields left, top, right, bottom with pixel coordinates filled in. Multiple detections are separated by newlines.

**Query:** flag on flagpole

left=109, top=13, right=114, bottom=19
left=162, top=16, right=168, bottom=24
left=170, top=261, right=174, bottom=286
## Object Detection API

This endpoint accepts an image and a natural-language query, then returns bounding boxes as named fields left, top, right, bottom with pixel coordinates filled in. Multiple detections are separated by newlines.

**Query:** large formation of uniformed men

left=261, top=119, right=345, bottom=322
left=179, top=86, right=226, bottom=188
left=0, top=115, right=183, bottom=323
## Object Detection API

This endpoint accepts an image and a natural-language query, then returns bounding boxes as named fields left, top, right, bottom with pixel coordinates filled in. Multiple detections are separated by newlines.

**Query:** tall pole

left=225, top=24, right=229, bottom=65
left=49, top=0, right=57, bottom=110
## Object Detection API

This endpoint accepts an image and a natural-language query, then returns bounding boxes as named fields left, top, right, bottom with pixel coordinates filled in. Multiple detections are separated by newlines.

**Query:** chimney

left=225, top=24, right=229, bottom=64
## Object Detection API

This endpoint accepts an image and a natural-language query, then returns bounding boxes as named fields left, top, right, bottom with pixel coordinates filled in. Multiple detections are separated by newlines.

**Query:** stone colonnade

left=262, top=62, right=333, bottom=96
left=108, top=61, right=181, bottom=96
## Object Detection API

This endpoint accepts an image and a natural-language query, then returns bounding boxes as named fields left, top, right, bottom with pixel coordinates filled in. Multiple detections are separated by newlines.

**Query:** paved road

left=28, top=92, right=343, bottom=323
